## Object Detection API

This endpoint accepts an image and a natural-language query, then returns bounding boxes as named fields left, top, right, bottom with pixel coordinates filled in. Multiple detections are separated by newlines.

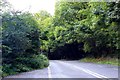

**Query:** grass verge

left=80, top=57, right=119, bottom=66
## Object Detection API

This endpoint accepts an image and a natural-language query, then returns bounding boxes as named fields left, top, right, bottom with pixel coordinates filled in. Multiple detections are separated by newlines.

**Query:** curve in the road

left=3, top=60, right=118, bottom=79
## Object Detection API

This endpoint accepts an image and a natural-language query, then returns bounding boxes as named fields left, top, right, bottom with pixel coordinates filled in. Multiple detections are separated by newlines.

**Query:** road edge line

left=48, top=66, right=52, bottom=78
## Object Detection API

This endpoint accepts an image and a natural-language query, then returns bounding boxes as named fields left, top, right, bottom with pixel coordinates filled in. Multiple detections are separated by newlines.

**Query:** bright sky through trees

left=7, top=0, right=55, bottom=15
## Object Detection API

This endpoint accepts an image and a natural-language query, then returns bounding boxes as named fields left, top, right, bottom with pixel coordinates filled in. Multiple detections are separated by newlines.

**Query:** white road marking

left=73, top=66, right=108, bottom=78
left=58, top=61, right=108, bottom=78
left=113, top=68, right=118, bottom=71
left=48, top=66, right=52, bottom=78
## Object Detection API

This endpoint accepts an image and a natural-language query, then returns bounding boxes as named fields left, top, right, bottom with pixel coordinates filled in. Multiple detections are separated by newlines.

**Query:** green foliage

left=1, top=0, right=120, bottom=77
left=32, top=54, right=49, bottom=68
left=46, top=1, right=119, bottom=59
left=2, top=11, right=49, bottom=77
left=0, top=66, right=2, bottom=77
left=2, top=54, right=49, bottom=77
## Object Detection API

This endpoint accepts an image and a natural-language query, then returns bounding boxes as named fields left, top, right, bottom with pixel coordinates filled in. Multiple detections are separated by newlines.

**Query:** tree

left=2, top=11, right=49, bottom=77
left=48, top=1, right=119, bottom=58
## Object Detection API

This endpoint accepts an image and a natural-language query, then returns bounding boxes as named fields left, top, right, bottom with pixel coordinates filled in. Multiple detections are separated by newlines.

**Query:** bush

left=2, top=12, right=49, bottom=77
left=14, top=64, right=33, bottom=72
left=2, top=54, right=49, bottom=77
left=0, top=66, right=2, bottom=76
left=14, top=54, right=49, bottom=69
left=2, top=64, right=18, bottom=77
left=30, top=54, right=49, bottom=69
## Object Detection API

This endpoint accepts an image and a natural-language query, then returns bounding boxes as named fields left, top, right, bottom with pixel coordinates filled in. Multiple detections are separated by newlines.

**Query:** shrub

left=30, top=54, right=49, bottom=69
left=2, top=64, right=18, bottom=77
left=2, top=54, right=49, bottom=77
left=2, top=12, right=49, bottom=77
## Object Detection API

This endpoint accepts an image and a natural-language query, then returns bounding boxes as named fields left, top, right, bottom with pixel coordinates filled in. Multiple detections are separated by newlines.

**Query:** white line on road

left=48, top=66, right=52, bottom=78
left=113, top=68, right=118, bottom=71
left=58, top=61, right=108, bottom=78
left=73, top=66, right=108, bottom=78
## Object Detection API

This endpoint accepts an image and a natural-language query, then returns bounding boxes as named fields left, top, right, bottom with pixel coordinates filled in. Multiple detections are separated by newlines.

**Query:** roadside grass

left=80, top=57, right=119, bottom=66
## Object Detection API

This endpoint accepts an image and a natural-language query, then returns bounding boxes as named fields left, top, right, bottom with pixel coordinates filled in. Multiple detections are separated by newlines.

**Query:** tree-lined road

left=4, top=60, right=118, bottom=78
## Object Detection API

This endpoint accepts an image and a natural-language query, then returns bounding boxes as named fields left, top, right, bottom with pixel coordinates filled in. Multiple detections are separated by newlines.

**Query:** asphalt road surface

left=4, top=60, right=119, bottom=79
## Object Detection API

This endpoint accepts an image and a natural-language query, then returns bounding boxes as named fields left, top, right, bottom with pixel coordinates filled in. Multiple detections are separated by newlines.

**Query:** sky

left=7, top=0, right=56, bottom=15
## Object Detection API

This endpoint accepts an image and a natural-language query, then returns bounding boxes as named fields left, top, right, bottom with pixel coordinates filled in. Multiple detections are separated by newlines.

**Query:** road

left=3, top=60, right=119, bottom=79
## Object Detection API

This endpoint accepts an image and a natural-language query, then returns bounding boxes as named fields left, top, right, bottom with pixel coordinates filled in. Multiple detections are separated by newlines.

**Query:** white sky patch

left=7, top=0, right=56, bottom=15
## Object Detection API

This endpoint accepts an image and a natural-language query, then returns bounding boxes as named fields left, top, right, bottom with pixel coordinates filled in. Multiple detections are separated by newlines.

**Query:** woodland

left=1, top=0, right=120, bottom=77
